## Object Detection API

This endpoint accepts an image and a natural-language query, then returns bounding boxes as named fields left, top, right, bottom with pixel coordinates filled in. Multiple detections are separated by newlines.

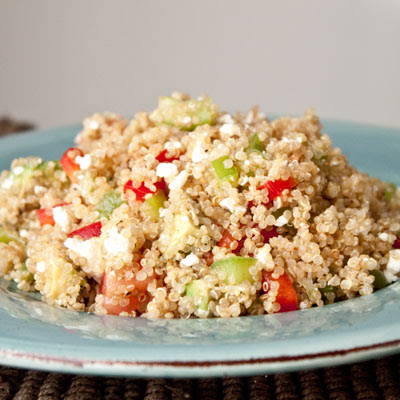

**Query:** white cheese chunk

left=156, top=162, right=178, bottom=178
left=220, top=197, right=246, bottom=214
left=64, top=237, right=103, bottom=280
left=169, top=171, right=188, bottom=191
left=36, top=261, right=46, bottom=273
left=220, top=123, right=240, bottom=135
left=1, top=178, right=13, bottom=190
left=104, top=227, right=129, bottom=255
left=13, top=166, right=24, bottom=176
left=256, top=245, right=272, bottom=265
left=53, top=206, right=70, bottom=232
left=180, top=253, right=200, bottom=267
left=191, top=141, right=206, bottom=162
left=275, top=215, right=289, bottom=227
left=75, top=154, right=91, bottom=170
left=384, top=249, right=400, bottom=283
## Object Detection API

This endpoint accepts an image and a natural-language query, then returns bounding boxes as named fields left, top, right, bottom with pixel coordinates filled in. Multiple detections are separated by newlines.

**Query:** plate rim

left=1, top=119, right=400, bottom=377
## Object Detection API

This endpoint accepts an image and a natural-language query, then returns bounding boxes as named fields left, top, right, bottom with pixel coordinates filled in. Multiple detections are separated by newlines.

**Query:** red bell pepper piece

left=124, top=179, right=166, bottom=202
left=393, top=237, right=400, bottom=249
left=258, top=177, right=296, bottom=202
left=155, top=149, right=179, bottom=163
left=218, top=229, right=244, bottom=254
left=36, top=208, right=55, bottom=226
left=68, top=221, right=102, bottom=240
left=36, top=203, right=71, bottom=227
left=203, top=252, right=214, bottom=266
left=60, top=147, right=84, bottom=183
left=262, top=271, right=298, bottom=312
left=260, top=227, right=279, bottom=243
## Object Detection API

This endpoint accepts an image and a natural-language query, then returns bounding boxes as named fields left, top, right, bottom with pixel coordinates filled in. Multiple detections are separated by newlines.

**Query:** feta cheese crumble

left=180, top=253, right=200, bottom=267
left=191, top=141, right=206, bottom=163
left=53, top=206, right=70, bottom=232
left=275, top=215, right=289, bottom=227
left=169, top=171, right=188, bottom=191
left=1, top=178, right=13, bottom=190
left=220, top=197, right=246, bottom=214
left=13, top=166, right=24, bottom=176
left=36, top=261, right=46, bottom=273
left=104, top=227, right=130, bottom=256
left=220, top=123, right=240, bottom=136
left=256, top=245, right=273, bottom=265
left=156, top=162, right=178, bottom=178
left=64, top=237, right=103, bottom=280
left=384, top=250, right=400, bottom=283
left=76, top=154, right=91, bottom=170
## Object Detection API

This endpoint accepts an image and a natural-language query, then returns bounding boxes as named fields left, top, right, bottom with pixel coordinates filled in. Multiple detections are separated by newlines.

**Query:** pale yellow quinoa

left=1, top=92, right=400, bottom=319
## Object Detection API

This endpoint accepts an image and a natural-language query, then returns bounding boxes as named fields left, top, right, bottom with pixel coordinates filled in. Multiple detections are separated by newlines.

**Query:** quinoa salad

left=1, top=93, right=400, bottom=319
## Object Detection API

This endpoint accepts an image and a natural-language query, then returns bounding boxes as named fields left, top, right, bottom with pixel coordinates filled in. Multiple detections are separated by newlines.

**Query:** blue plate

left=0, top=119, right=400, bottom=378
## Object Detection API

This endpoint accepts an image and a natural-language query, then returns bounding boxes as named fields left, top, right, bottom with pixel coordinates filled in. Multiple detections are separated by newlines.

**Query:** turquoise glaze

left=0, top=120, right=400, bottom=377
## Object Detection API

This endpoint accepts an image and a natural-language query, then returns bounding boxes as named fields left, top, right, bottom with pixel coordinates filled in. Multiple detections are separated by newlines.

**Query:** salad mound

left=1, top=93, right=400, bottom=319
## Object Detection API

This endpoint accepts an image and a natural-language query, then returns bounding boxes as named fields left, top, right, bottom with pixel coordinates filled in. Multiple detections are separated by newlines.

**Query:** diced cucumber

left=150, top=96, right=218, bottom=131
left=246, top=133, right=264, bottom=154
left=211, top=256, right=258, bottom=284
left=370, top=269, right=387, bottom=289
left=185, top=279, right=209, bottom=311
left=95, top=191, right=124, bottom=218
left=142, top=190, right=167, bottom=221
left=384, top=182, right=397, bottom=201
left=0, top=227, right=22, bottom=245
left=211, top=156, right=239, bottom=185
left=163, top=214, right=198, bottom=259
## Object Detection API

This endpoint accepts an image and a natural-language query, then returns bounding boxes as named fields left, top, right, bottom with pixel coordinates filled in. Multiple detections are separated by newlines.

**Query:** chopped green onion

left=142, top=190, right=167, bottom=221
left=320, top=285, right=334, bottom=294
left=370, top=269, right=387, bottom=290
left=246, top=133, right=264, bottom=154
left=384, top=182, right=397, bottom=201
left=272, top=207, right=290, bottom=219
left=211, top=156, right=239, bottom=185
left=95, top=191, right=124, bottom=218
left=312, top=149, right=328, bottom=163
left=20, top=262, right=34, bottom=283
left=0, top=227, right=22, bottom=245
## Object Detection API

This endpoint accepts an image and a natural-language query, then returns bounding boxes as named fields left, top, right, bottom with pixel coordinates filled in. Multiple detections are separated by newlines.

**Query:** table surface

left=1, top=119, right=400, bottom=400
left=1, top=356, right=400, bottom=400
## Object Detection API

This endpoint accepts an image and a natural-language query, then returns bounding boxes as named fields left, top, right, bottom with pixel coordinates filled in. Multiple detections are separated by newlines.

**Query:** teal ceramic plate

left=0, top=120, right=400, bottom=378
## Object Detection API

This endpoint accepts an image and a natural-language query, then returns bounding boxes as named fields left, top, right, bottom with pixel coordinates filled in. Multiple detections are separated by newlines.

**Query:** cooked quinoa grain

left=1, top=93, right=400, bottom=318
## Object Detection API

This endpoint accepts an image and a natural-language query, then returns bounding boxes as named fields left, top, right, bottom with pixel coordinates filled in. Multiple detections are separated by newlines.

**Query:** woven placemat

left=1, top=356, right=400, bottom=400
left=1, top=119, right=400, bottom=399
